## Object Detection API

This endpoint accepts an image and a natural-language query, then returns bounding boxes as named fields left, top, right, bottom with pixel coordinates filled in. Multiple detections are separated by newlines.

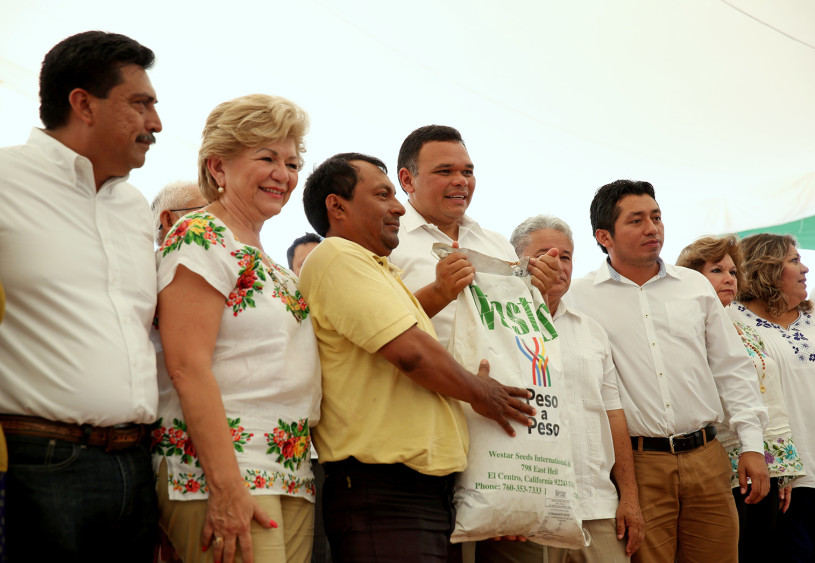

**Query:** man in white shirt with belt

left=511, top=215, right=644, bottom=562
left=0, top=31, right=162, bottom=560
left=568, top=179, right=769, bottom=563
left=389, top=125, right=559, bottom=562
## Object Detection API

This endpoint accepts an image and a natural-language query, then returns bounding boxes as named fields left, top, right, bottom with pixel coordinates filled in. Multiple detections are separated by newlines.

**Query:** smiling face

left=343, top=160, right=405, bottom=256
left=88, top=64, right=162, bottom=181
left=597, top=194, right=663, bottom=276
left=702, top=254, right=738, bottom=306
left=399, top=141, right=474, bottom=238
left=215, top=139, right=299, bottom=221
left=779, top=244, right=809, bottom=309
left=520, top=228, right=574, bottom=311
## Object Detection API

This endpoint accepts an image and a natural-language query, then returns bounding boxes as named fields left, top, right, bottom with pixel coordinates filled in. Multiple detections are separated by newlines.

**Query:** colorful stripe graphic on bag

left=515, top=336, right=551, bottom=387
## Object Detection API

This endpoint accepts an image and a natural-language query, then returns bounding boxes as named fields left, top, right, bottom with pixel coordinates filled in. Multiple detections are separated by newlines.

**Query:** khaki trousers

left=547, top=518, right=629, bottom=563
left=157, top=459, right=314, bottom=563
left=631, top=439, right=737, bottom=563
left=473, top=538, right=545, bottom=562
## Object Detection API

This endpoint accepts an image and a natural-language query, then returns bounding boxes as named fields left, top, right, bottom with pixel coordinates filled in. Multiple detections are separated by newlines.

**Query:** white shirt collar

left=401, top=201, right=482, bottom=238
left=27, top=127, right=131, bottom=194
left=593, top=257, right=678, bottom=285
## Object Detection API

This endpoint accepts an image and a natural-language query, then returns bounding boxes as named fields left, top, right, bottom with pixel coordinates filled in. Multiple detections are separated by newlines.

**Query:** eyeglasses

left=169, top=206, right=205, bottom=213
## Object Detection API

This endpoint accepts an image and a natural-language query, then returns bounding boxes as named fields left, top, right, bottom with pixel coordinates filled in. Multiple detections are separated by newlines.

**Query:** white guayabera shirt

left=0, top=128, right=158, bottom=426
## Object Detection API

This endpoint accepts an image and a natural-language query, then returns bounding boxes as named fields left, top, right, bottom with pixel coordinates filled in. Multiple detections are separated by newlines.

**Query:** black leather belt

left=631, top=424, right=716, bottom=454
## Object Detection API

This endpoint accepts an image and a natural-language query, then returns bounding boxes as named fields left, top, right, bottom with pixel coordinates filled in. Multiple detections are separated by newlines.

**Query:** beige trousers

left=547, top=518, right=629, bottom=563
left=157, top=459, right=314, bottom=562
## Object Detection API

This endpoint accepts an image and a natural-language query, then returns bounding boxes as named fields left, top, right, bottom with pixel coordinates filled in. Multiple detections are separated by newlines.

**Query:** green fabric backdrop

left=738, top=216, right=815, bottom=249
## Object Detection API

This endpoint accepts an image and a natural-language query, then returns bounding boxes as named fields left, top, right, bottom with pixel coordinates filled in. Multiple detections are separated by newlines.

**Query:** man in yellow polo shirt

left=299, top=152, right=535, bottom=562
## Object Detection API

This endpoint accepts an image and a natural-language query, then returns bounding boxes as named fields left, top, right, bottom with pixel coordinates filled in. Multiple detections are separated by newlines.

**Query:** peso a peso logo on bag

left=469, top=284, right=560, bottom=438
left=516, top=333, right=560, bottom=437
left=468, top=284, right=558, bottom=340
left=516, top=335, right=550, bottom=387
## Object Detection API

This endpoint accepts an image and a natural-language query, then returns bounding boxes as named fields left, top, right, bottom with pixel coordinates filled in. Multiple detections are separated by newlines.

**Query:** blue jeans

left=5, top=434, right=157, bottom=562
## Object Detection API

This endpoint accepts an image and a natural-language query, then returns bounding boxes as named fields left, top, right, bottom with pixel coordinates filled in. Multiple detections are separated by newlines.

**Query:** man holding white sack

left=568, top=180, right=769, bottom=563
left=511, top=215, right=644, bottom=562
left=389, top=125, right=561, bottom=342
left=389, top=125, right=561, bottom=562
left=299, top=152, right=537, bottom=562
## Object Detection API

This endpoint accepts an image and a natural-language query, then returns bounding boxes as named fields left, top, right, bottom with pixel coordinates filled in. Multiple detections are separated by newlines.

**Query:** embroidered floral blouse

left=717, top=303, right=805, bottom=488
left=151, top=212, right=321, bottom=501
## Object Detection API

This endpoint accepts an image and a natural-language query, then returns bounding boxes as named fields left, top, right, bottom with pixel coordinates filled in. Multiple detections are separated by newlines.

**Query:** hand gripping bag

left=434, top=244, right=588, bottom=548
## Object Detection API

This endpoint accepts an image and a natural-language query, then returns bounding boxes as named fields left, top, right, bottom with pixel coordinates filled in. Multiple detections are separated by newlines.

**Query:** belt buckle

left=668, top=433, right=680, bottom=454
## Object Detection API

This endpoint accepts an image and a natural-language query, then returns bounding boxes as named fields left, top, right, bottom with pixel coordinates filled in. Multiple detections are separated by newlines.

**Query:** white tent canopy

left=2, top=0, right=814, bottom=275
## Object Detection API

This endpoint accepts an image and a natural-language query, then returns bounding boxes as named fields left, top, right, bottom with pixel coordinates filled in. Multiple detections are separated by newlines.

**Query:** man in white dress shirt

left=389, top=125, right=559, bottom=562
left=0, top=31, right=162, bottom=560
left=567, top=179, right=769, bottom=563
left=511, top=215, right=644, bottom=562
left=389, top=125, right=560, bottom=345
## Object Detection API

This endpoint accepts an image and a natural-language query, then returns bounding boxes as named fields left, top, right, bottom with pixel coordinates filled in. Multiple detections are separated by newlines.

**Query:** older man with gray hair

left=511, top=215, right=644, bottom=562
left=150, top=180, right=207, bottom=245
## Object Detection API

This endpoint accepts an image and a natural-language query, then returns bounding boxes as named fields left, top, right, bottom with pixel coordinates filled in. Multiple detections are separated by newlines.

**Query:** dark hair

left=396, top=125, right=465, bottom=178
left=39, top=31, right=155, bottom=129
left=589, top=179, right=656, bottom=254
left=738, top=233, right=813, bottom=316
left=286, top=232, right=323, bottom=269
left=303, top=153, right=388, bottom=237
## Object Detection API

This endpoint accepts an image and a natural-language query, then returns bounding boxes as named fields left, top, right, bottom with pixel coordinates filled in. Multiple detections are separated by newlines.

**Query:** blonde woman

left=152, top=94, right=320, bottom=563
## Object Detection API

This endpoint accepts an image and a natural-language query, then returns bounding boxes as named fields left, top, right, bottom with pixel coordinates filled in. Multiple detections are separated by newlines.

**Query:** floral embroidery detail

left=160, top=212, right=226, bottom=255
left=265, top=419, right=310, bottom=471
left=266, top=262, right=310, bottom=324
left=152, top=417, right=254, bottom=466
left=227, top=248, right=267, bottom=316
left=727, top=436, right=805, bottom=486
left=166, top=468, right=315, bottom=498
left=152, top=418, right=198, bottom=466
left=244, top=469, right=315, bottom=496
left=733, top=321, right=767, bottom=357
left=737, top=304, right=815, bottom=365
left=228, top=417, right=254, bottom=452
left=169, top=471, right=209, bottom=494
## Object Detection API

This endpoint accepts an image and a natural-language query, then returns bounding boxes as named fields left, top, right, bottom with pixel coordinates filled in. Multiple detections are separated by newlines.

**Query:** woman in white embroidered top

left=152, top=94, right=320, bottom=563
left=736, top=233, right=814, bottom=561
left=677, top=234, right=806, bottom=562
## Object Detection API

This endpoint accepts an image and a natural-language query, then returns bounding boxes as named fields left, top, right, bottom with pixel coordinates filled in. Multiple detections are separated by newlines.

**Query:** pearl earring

left=218, top=186, right=224, bottom=194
